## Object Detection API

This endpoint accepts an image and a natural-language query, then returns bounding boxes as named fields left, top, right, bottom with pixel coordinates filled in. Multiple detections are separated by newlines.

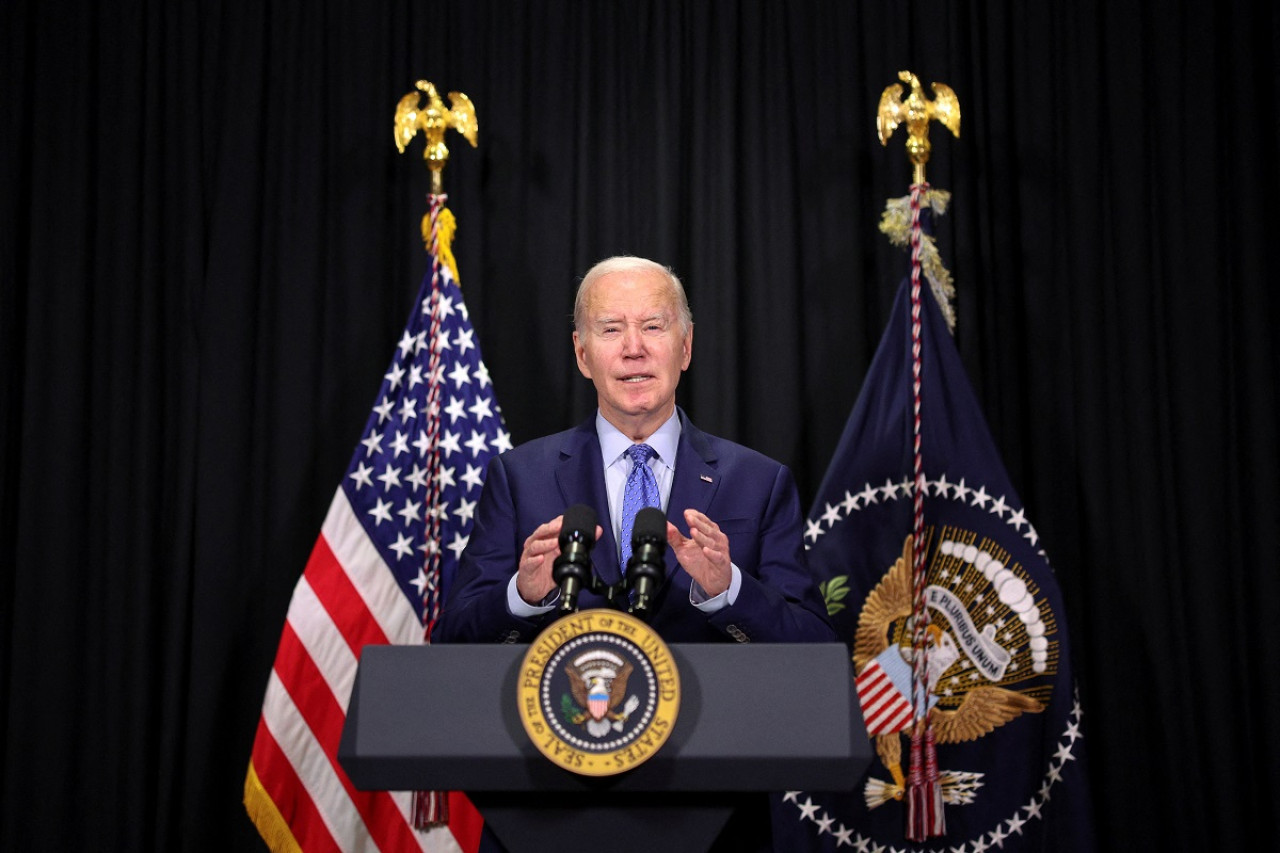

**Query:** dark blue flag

left=772, top=275, right=1094, bottom=851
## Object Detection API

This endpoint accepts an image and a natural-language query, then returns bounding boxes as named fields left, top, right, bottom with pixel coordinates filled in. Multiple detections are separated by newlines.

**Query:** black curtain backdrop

left=3, top=1, right=1277, bottom=850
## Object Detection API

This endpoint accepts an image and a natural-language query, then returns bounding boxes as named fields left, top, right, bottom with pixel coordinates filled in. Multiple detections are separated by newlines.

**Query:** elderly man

left=435, top=256, right=834, bottom=645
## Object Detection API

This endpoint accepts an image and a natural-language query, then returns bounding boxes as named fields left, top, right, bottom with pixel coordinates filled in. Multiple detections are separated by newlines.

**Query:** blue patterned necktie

left=619, top=443, right=661, bottom=569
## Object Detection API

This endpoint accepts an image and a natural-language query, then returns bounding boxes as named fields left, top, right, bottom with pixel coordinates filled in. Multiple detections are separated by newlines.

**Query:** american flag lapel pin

left=700, top=474, right=713, bottom=483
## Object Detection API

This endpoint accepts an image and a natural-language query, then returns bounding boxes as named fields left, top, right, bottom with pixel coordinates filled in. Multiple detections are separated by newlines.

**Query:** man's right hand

left=516, top=516, right=565, bottom=604
left=516, top=516, right=604, bottom=605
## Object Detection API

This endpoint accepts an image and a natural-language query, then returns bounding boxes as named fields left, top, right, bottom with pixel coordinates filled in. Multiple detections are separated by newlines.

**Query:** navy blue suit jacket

left=434, top=409, right=836, bottom=644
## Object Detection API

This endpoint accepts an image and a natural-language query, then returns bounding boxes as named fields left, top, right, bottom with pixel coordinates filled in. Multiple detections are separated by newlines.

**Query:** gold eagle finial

left=393, top=80, right=478, bottom=195
left=877, top=71, right=960, bottom=184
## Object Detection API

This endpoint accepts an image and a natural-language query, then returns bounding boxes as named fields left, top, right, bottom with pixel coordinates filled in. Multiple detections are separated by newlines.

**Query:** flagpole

left=876, top=69, right=961, bottom=842
left=394, top=78, right=481, bottom=831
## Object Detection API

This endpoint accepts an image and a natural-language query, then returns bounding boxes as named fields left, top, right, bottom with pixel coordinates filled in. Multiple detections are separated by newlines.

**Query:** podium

left=338, top=642, right=870, bottom=853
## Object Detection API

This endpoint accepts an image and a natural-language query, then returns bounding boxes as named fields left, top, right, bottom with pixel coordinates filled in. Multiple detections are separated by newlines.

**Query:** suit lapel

left=554, top=418, right=621, bottom=584
left=666, top=410, right=721, bottom=579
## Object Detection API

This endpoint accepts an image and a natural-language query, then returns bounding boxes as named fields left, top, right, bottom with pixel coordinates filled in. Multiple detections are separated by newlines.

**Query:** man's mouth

left=621, top=374, right=652, bottom=384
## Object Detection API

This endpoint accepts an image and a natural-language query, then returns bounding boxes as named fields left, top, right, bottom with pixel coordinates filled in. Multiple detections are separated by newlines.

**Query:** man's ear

left=573, top=331, right=592, bottom=378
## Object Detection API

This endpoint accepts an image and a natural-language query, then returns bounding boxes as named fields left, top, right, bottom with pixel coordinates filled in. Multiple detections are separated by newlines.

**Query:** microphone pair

left=552, top=503, right=666, bottom=616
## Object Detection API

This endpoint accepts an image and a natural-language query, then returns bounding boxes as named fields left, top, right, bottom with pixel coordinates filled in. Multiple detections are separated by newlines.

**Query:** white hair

left=573, top=256, right=693, bottom=335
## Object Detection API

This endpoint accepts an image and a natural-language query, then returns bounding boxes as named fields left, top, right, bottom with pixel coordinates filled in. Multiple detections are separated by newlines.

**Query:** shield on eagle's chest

left=588, top=688, right=609, bottom=721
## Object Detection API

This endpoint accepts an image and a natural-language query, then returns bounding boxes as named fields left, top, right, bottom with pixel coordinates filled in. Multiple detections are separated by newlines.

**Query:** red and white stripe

left=856, top=660, right=914, bottom=736
left=246, top=488, right=483, bottom=853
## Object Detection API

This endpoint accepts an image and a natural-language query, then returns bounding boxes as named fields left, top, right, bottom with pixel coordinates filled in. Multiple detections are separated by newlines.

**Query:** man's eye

left=600, top=327, right=620, bottom=337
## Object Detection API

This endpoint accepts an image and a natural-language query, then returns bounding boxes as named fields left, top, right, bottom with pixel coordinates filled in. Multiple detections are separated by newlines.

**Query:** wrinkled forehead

left=582, top=272, right=679, bottom=320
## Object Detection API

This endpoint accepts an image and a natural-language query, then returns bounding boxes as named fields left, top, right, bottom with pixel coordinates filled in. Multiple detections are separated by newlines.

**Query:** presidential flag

left=774, top=215, right=1093, bottom=850
left=244, top=197, right=504, bottom=853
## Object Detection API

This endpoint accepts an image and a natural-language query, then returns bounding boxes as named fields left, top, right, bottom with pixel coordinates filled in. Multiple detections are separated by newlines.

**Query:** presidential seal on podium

left=517, top=609, right=681, bottom=776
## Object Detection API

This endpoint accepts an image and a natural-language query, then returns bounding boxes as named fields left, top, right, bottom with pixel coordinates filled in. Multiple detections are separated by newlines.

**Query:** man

left=435, top=256, right=834, bottom=645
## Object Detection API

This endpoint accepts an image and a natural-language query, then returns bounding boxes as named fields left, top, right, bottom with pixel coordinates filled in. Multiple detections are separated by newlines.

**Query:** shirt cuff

left=507, top=573, right=559, bottom=617
left=689, top=564, right=741, bottom=612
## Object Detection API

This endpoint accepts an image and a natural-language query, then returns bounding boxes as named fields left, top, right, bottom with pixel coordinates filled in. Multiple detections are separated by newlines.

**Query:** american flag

left=245, top=199, right=503, bottom=853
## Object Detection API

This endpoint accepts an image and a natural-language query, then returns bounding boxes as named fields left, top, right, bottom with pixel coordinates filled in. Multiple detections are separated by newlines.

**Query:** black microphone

left=626, top=507, right=667, bottom=616
left=553, top=503, right=598, bottom=613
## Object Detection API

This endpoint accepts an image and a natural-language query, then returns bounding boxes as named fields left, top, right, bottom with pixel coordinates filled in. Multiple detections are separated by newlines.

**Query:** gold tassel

left=422, top=205, right=462, bottom=283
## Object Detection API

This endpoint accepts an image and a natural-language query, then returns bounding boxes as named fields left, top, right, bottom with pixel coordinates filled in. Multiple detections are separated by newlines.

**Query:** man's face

left=573, top=268, right=693, bottom=439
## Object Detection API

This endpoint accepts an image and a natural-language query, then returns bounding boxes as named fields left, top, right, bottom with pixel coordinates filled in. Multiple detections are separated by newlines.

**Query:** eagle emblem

left=876, top=70, right=960, bottom=179
left=393, top=80, right=478, bottom=164
left=854, top=533, right=1048, bottom=810
left=565, top=650, right=641, bottom=737
left=392, top=78, right=478, bottom=202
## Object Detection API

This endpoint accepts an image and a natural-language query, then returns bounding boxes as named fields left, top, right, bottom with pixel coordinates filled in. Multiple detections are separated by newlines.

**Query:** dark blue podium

left=338, top=642, right=869, bottom=852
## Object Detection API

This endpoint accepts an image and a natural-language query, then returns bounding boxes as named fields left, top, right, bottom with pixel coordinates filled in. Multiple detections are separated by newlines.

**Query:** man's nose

left=621, top=326, right=645, bottom=353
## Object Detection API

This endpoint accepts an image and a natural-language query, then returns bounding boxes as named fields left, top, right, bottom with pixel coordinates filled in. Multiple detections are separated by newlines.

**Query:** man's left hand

left=667, top=509, right=732, bottom=597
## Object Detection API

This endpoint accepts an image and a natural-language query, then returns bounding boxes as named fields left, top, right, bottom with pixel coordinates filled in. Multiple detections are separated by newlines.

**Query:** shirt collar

left=596, top=409, right=681, bottom=472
